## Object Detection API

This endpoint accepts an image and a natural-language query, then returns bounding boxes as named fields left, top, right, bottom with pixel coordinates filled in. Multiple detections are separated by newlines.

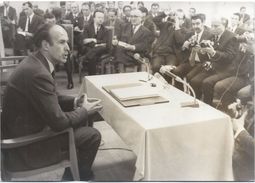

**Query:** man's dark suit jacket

left=14, top=14, right=44, bottom=51
left=183, top=29, right=214, bottom=63
left=114, top=23, right=153, bottom=65
left=81, top=22, right=111, bottom=57
left=78, top=14, right=94, bottom=31
left=1, top=51, right=88, bottom=171
left=210, top=30, right=237, bottom=72
left=0, top=5, right=17, bottom=22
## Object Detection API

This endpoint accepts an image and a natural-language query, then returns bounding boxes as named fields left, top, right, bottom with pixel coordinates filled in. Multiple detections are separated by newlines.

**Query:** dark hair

left=82, top=2, right=91, bottom=8
left=108, top=8, right=117, bottom=15
left=191, top=14, right=204, bottom=23
left=23, top=1, right=33, bottom=9
left=33, top=23, right=54, bottom=48
left=44, top=12, right=55, bottom=20
left=137, top=1, right=144, bottom=6
left=93, top=10, right=104, bottom=18
left=139, top=7, right=148, bottom=15
left=233, top=12, right=241, bottom=20
left=240, top=6, right=246, bottom=11
left=151, top=3, right=159, bottom=8
left=123, top=5, right=132, bottom=12
left=51, top=7, right=62, bottom=21
left=60, top=1, right=65, bottom=7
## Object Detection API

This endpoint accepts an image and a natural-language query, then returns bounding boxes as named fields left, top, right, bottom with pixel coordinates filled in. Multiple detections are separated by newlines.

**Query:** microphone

left=133, top=53, right=152, bottom=82
left=133, top=53, right=148, bottom=64
left=162, top=70, right=199, bottom=108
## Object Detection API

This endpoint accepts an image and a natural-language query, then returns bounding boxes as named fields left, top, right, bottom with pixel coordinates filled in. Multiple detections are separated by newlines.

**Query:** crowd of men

left=1, top=1, right=254, bottom=181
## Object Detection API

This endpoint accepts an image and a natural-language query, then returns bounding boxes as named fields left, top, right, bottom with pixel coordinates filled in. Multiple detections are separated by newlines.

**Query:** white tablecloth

left=80, top=72, right=234, bottom=181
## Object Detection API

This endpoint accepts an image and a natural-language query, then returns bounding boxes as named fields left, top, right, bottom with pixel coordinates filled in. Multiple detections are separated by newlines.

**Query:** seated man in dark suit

left=189, top=17, right=237, bottom=103
left=112, top=9, right=153, bottom=69
left=162, top=14, right=213, bottom=89
left=14, top=1, right=44, bottom=56
left=1, top=24, right=102, bottom=181
left=214, top=30, right=254, bottom=109
left=81, top=10, right=110, bottom=75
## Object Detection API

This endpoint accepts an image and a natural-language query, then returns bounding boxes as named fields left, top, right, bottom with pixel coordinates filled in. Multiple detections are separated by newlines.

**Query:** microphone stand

left=165, top=71, right=199, bottom=108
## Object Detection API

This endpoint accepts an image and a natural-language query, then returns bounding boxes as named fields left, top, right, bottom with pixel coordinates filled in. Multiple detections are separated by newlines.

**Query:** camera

left=199, top=40, right=214, bottom=48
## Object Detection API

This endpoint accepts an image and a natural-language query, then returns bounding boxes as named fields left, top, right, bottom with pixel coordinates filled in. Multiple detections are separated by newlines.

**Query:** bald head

left=211, top=17, right=226, bottom=35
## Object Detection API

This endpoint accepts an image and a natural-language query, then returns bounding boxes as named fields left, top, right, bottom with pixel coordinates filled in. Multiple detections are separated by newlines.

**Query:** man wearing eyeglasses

left=113, top=9, right=153, bottom=69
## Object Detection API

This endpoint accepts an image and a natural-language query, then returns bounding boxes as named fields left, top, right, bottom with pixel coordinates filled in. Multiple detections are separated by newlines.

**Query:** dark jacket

left=1, top=51, right=88, bottom=171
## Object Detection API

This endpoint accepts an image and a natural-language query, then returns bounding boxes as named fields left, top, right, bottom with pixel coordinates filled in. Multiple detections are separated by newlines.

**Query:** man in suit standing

left=81, top=10, right=110, bottom=75
left=0, top=1, right=17, bottom=48
left=14, top=1, right=44, bottom=56
left=112, top=9, right=153, bottom=68
left=1, top=24, right=102, bottom=181
left=78, top=2, right=94, bottom=30
left=238, top=6, right=250, bottom=25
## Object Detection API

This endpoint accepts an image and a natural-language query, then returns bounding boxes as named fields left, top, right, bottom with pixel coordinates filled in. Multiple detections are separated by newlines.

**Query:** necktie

left=189, top=48, right=196, bottom=67
left=25, top=17, right=30, bottom=32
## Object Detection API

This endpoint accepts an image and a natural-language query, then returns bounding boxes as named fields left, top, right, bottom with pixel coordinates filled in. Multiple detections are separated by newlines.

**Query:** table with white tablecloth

left=80, top=72, right=234, bottom=181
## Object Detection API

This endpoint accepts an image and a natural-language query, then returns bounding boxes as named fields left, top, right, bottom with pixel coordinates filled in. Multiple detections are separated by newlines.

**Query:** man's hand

left=75, top=94, right=85, bottom=108
left=25, top=32, right=33, bottom=37
left=112, top=39, right=118, bottom=46
left=159, top=65, right=176, bottom=74
left=201, top=43, right=216, bottom=57
left=82, top=94, right=103, bottom=115
left=83, top=38, right=97, bottom=44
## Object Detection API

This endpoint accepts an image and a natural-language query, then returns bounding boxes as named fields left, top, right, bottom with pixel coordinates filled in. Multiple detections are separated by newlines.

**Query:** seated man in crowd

left=169, top=14, right=213, bottom=84
left=80, top=10, right=110, bottom=75
left=189, top=17, right=237, bottom=102
left=1, top=24, right=102, bottom=181
left=214, top=29, right=254, bottom=109
left=14, top=1, right=44, bottom=56
left=112, top=9, right=153, bottom=71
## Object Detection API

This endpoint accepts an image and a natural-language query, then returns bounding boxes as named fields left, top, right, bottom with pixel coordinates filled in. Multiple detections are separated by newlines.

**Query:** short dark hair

left=240, top=6, right=246, bottom=11
left=82, top=2, right=91, bottom=8
left=33, top=23, right=54, bottom=48
left=139, top=7, right=148, bottom=15
left=23, top=1, right=33, bottom=8
left=137, top=1, right=144, bottom=6
left=151, top=3, right=159, bottom=8
left=233, top=12, right=241, bottom=20
left=93, top=10, right=104, bottom=18
left=44, top=12, right=55, bottom=20
left=123, top=5, right=132, bottom=12
left=191, top=14, right=204, bottom=23
left=108, top=8, right=117, bottom=15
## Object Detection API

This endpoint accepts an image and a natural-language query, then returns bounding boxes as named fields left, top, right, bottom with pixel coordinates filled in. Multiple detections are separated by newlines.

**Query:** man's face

left=94, top=12, right=104, bottom=25
left=108, top=11, right=116, bottom=21
left=82, top=5, right=90, bottom=16
left=189, top=8, right=195, bottom=16
left=48, top=26, right=70, bottom=64
left=3, top=1, right=10, bottom=7
left=71, top=4, right=79, bottom=14
left=118, top=1, right=123, bottom=9
left=192, top=18, right=204, bottom=33
left=108, top=2, right=115, bottom=9
left=123, top=7, right=131, bottom=17
left=231, top=15, right=239, bottom=26
left=211, top=20, right=225, bottom=35
left=130, top=10, right=142, bottom=26
left=241, top=8, right=246, bottom=14
left=151, top=5, right=159, bottom=14
left=45, top=17, right=56, bottom=24
left=24, top=4, right=33, bottom=16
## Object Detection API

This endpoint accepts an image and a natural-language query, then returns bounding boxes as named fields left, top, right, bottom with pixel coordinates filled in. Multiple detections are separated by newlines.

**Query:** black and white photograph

left=0, top=0, right=254, bottom=181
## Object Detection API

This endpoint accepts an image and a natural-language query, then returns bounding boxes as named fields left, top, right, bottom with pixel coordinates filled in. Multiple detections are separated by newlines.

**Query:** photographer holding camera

left=160, top=14, right=213, bottom=90
left=189, top=17, right=238, bottom=104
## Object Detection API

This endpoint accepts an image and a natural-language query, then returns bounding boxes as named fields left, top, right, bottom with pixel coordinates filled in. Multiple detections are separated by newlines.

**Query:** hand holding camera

left=203, top=61, right=212, bottom=71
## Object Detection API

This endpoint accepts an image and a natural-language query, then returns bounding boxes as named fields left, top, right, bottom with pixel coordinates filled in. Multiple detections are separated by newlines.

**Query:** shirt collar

left=45, top=56, right=55, bottom=73
left=29, top=12, right=34, bottom=20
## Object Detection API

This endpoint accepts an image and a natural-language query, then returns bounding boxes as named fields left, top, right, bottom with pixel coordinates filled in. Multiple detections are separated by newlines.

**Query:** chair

left=1, top=127, right=80, bottom=181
